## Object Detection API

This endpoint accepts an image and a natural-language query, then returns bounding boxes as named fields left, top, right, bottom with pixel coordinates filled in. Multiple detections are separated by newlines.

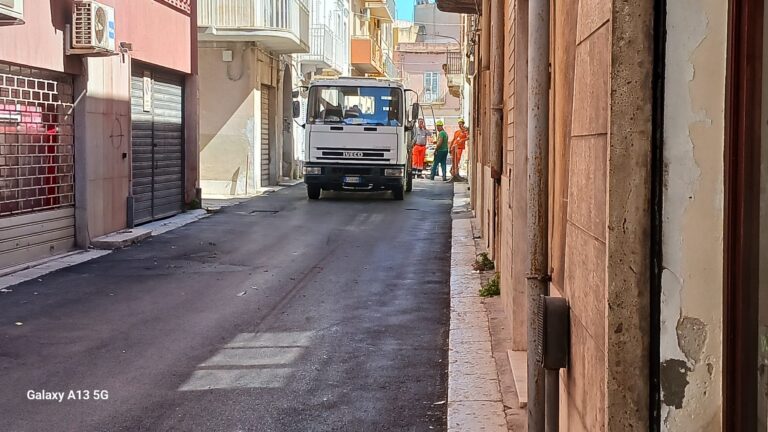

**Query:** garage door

left=0, top=64, right=75, bottom=271
left=260, top=85, right=271, bottom=187
left=131, top=65, right=184, bottom=225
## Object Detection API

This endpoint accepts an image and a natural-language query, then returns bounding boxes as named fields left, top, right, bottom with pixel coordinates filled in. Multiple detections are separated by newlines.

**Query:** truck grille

left=315, top=147, right=391, bottom=162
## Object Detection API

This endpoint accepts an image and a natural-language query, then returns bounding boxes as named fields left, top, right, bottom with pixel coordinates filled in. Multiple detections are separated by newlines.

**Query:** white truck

left=293, top=77, right=419, bottom=200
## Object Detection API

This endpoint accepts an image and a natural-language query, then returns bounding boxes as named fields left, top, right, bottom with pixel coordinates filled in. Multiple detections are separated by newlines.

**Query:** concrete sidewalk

left=448, top=183, right=508, bottom=431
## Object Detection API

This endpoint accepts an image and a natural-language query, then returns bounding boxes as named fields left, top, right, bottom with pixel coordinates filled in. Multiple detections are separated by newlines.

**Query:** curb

left=448, top=183, right=507, bottom=431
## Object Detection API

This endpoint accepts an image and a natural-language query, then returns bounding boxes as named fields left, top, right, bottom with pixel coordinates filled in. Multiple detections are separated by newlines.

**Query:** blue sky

left=396, top=0, right=414, bottom=21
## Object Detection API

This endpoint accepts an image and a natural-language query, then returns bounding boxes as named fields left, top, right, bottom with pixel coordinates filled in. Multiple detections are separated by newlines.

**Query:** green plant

left=479, top=272, right=501, bottom=297
left=472, top=252, right=495, bottom=272
left=187, top=198, right=202, bottom=210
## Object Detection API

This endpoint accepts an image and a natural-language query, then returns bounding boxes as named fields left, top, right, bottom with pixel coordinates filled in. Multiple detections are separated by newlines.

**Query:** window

left=423, top=72, right=440, bottom=103
left=307, top=85, right=403, bottom=126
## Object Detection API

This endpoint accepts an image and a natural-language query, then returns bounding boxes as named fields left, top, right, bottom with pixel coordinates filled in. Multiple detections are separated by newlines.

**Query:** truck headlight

left=384, top=168, right=404, bottom=177
left=304, top=167, right=321, bottom=175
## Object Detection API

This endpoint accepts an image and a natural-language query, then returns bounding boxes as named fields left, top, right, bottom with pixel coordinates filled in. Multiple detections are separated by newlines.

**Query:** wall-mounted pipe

left=480, top=0, right=491, bottom=72
left=526, top=0, right=551, bottom=429
left=489, top=0, right=503, bottom=181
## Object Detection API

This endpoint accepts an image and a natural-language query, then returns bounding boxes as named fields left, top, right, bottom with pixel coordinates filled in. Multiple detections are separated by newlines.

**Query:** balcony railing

left=383, top=54, right=397, bottom=78
left=444, top=51, right=462, bottom=74
left=297, top=24, right=347, bottom=73
left=420, top=89, right=446, bottom=105
left=198, top=0, right=310, bottom=53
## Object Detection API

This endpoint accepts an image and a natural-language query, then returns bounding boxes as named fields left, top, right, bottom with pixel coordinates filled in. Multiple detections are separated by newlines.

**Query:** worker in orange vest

left=450, top=118, right=469, bottom=180
left=411, top=118, right=431, bottom=178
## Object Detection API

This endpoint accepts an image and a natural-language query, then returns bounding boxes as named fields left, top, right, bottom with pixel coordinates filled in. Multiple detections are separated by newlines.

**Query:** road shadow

left=316, top=190, right=401, bottom=202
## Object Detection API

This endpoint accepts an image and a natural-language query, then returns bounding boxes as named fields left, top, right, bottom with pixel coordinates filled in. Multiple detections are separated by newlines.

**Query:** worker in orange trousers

left=450, top=118, right=469, bottom=180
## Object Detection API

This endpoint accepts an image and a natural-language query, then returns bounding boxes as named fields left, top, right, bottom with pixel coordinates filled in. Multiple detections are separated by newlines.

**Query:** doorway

left=130, top=64, right=185, bottom=225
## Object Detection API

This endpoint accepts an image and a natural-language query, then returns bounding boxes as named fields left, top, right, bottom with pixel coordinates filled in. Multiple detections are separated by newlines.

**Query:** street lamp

left=416, top=29, right=460, bottom=45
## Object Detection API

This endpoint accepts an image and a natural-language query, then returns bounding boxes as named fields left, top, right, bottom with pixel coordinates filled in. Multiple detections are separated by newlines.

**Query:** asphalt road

left=0, top=180, right=454, bottom=432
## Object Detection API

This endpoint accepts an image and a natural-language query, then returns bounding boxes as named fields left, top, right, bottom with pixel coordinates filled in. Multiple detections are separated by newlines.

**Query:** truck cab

left=294, top=77, right=418, bottom=200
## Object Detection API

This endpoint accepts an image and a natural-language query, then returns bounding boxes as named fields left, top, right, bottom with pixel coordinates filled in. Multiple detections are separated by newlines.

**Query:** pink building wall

left=396, top=50, right=460, bottom=111
left=0, top=1, right=197, bottom=245
left=0, top=1, right=79, bottom=74
left=395, top=43, right=462, bottom=134
left=0, top=0, right=193, bottom=74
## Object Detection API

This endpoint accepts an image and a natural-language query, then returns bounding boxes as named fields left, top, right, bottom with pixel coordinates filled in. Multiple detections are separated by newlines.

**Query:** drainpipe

left=526, top=0, right=550, bottom=429
left=650, top=0, right=667, bottom=427
left=480, top=0, right=490, bottom=73
left=489, top=0, right=503, bottom=181
left=479, top=0, right=491, bottom=171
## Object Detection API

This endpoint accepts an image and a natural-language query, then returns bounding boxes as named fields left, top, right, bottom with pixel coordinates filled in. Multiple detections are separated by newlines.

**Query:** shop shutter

left=260, top=85, right=271, bottom=187
left=130, top=65, right=184, bottom=225
left=0, top=63, right=76, bottom=270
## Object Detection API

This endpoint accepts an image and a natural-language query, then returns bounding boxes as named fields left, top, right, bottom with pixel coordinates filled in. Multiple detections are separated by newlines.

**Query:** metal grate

left=72, top=1, right=93, bottom=48
left=0, top=64, right=75, bottom=217
left=445, top=51, right=462, bottom=75
left=161, top=0, right=191, bottom=13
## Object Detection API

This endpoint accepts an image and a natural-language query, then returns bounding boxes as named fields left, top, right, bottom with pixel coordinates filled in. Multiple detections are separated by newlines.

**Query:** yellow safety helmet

left=458, top=118, right=465, bottom=124
left=435, top=120, right=444, bottom=126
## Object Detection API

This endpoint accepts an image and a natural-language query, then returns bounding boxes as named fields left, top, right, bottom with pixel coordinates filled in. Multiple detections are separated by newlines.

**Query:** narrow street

left=0, top=181, right=454, bottom=432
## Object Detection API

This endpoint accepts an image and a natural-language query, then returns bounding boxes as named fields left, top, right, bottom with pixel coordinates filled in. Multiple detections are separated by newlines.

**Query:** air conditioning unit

left=72, top=0, right=116, bottom=52
left=0, top=0, right=24, bottom=25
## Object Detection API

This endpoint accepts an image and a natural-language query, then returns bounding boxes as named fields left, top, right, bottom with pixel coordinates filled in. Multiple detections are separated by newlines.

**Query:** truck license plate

left=343, top=176, right=362, bottom=184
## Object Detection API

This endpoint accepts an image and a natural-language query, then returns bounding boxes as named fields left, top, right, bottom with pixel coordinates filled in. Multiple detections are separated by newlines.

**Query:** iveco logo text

left=343, top=151, right=364, bottom=158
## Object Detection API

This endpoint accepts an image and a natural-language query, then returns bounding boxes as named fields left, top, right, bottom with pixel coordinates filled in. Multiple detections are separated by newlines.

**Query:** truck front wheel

left=307, top=184, right=321, bottom=200
left=392, top=186, right=404, bottom=201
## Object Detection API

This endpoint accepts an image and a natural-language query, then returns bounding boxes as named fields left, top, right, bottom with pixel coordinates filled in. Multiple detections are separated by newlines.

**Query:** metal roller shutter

left=130, top=65, right=184, bottom=225
left=0, top=63, right=75, bottom=270
left=260, top=85, right=271, bottom=187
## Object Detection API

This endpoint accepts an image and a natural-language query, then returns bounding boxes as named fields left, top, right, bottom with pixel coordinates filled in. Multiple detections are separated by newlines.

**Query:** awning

left=435, top=0, right=480, bottom=14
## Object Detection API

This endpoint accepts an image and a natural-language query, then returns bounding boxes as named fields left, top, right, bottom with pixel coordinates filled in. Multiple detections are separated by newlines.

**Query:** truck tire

left=307, top=185, right=321, bottom=200
left=405, top=172, right=413, bottom=192
left=392, top=186, right=404, bottom=200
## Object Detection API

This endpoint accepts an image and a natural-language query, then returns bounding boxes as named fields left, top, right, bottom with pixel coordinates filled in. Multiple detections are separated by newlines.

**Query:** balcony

left=420, top=89, right=446, bottom=105
left=446, top=73, right=463, bottom=88
left=364, top=0, right=395, bottom=22
left=297, top=25, right=346, bottom=74
left=198, top=0, right=310, bottom=54
left=383, top=54, right=397, bottom=78
left=351, top=35, right=384, bottom=75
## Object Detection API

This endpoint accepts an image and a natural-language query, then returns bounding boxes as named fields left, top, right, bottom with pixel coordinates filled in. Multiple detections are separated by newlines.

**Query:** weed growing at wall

left=472, top=252, right=495, bottom=272
left=479, top=272, right=500, bottom=297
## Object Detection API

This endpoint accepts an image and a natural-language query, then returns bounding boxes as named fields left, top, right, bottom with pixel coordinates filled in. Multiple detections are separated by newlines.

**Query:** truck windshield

left=307, top=86, right=403, bottom=126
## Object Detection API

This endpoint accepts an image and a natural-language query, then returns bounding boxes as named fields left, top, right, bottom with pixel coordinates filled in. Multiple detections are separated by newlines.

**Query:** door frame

left=724, top=0, right=764, bottom=429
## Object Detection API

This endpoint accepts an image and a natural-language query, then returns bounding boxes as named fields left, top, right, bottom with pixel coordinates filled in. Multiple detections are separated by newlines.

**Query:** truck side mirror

left=411, top=102, right=420, bottom=122
left=292, top=100, right=301, bottom=119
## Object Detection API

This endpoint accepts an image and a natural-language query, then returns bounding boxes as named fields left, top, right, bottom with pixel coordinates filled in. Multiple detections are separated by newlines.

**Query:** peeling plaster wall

left=660, top=0, right=726, bottom=429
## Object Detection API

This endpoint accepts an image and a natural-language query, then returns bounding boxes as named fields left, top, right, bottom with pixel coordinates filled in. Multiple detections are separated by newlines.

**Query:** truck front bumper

left=304, top=164, right=406, bottom=191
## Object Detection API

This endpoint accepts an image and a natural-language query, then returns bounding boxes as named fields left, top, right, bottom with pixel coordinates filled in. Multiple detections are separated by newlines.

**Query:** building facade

left=0, top=0, right=199, bottom=271
left=349, top=0, right=396, bottom=78
left=197, top=0, right=310, bottom=197
left=436, top=0, right=767, bottom=429
left=393, top=0, right=463, bottom=127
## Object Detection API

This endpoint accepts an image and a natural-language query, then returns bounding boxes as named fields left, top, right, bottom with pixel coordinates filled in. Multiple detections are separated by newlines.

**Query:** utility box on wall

left=535, top=295, right=570, bottom=370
